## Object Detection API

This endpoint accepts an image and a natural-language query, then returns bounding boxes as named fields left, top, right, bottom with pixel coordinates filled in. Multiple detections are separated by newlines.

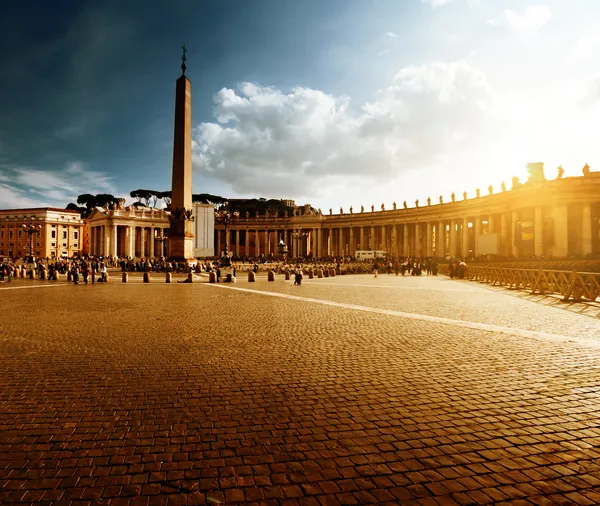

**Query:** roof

left=0, top=207, right=80, bottom=214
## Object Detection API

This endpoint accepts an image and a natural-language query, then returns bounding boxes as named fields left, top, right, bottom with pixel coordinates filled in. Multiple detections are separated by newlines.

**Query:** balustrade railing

left=438, top=265, right=600, bottom=302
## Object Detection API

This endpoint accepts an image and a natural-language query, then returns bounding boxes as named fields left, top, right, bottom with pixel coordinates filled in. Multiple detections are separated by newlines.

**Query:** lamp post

left=155, top=230, right=168, bottom=258
left=292, top=229, right=309, bottom=259
left=22, top=220, right=42, bottom=261
left=214, top=203, right=239, bottom=266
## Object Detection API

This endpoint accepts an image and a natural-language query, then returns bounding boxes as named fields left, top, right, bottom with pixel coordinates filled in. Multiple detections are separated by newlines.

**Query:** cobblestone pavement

left=1, top=274, right=600, bottom=505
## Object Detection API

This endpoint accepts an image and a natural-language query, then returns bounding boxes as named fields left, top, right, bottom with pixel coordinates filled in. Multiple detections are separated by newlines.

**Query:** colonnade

left=89, top=225, right=169, bottom=258
left=216, top=203, right=595, bottom=259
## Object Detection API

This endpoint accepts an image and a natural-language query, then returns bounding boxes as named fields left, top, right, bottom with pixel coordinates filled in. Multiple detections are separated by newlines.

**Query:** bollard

left=187, top=272, right=194, bottom=283
left=330, top=269, right=336, bottom=277
left=105, top=273, right=109, bottom=283
left=248, top=271, right=255, bottom=282
left=166, top=272, right=172, bottom=283
left=309, top=270, right=314, bottom=279
left=209, top=272, right=216, bottom=283
left=143, top=272, right=150, bottom=283
left=324, top=269, right=329, bottom=278
left=268, top=270, right=275, bottom=282
left=285, top=271, right=291, bottom=280
left=122, top=272, right=128, bottom=283
left=225, top=273, right=232, bottom=283
left=195, top=263, right=201, bottom=273
left=318, top=269, right=323, bottom=279
left=20, top=266, right=25, bottom=278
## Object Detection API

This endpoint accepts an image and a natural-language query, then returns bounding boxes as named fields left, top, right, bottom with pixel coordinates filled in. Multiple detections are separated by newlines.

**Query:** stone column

left=254, top=230, right=260, bottom=257
left=462, top=217, right=469, bottom=258
left=437, top=222, right=445, bottom=257
left=403, top=225, right=409, bottom=256
left=414, top=223, right=421, bottom=257
left=488, top=214, right=495, bottom=234
left=474, top=217, right=481, bottom=258
left=380, top=225, right=385, bottom=253
left=124, top=226, right=130, bottom=258
left=511, top=211, right=519, bottom=257
left=113, top=225, right=119, bottom=258
left=216, top=230, right=221, bottom=256
left=143, top=227, right=149, bottom=257
left=554, top=206, right=568, bottom=257
left=534, top=207, right=544, bottom=257
left=235, top=229, right=240, bottom=256
left=501, top=213, right=509, bottom=256
left=450, top=220, right=457, bottom=258
left=149, top=228, right=155, bottom=258
left=583, top=203, right=592, bottom=256
left=264, top=230, right=270, bottom=257
left=426, top=223, right=432, bottom=257
left=317, top=228, right=322, bottom=258
left=370, top=226, right=375, bottom=250
left=360, top=227, right=365, bottom=250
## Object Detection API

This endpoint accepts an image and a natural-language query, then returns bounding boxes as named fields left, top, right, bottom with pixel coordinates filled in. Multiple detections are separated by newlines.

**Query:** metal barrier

left=438, top=265, right=600, bottom=302
left=469, top=260, right=600, bottom=273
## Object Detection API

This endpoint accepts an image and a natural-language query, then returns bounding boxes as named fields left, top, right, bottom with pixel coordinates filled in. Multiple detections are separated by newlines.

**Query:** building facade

left=214, top=170, right=600, bottom=260
left=85, top=203, right=215, bottom=258
left=0, top=208, right=84, bottom=259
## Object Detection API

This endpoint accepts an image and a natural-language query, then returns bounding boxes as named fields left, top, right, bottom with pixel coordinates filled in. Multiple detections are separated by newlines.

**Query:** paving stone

left=2, top=275, right=600, bottom=504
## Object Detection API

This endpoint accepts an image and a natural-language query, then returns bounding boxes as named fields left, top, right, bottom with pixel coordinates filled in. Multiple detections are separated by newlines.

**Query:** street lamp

left=292, top=229, right=309, bottom=259
left=22, top=219, right=41, bottom=261
left=155, top=230, right=168, bottom=258
left=214, top=203, right=239, bottom=266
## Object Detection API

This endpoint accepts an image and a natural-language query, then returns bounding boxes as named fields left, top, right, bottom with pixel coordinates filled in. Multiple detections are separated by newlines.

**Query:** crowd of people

left=0, top=254, right=469, bottom=284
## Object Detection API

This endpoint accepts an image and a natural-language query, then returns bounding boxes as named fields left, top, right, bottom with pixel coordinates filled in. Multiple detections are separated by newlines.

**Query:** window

left=51, top=242, right=56, bottom=247
left=51, top=230, right=56, bottom=238
left=62, top=243, right=67, bottom=247
left=74, top=231, right=79, bottom=240
left=0, top=231, right=3, bottom=238
left=9, top=231, right=13, bottom=239
left=62, top=231, right=67, bottom=239
left=18, top=230, right=22, bottom=238
left=36, top=242, right=40, bottom=247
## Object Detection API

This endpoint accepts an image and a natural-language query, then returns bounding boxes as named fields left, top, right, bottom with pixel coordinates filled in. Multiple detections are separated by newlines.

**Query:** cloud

left=386, top=31, right=398, bottom=38
left=420, top=0, right=453, bottom=6
left=192, top=60, right=495, bottom=201
left=489, top=5, right=551, bottom=34
left=0, top=162, right=116, bottom=209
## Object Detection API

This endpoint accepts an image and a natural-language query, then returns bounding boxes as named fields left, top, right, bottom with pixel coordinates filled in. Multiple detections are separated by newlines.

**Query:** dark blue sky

left=0, top=0, right=426, bottom=206
left=3, top=0, right=593, bottom=210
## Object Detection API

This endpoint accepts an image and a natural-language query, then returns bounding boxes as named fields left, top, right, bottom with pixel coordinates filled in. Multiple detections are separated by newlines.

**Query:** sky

left=1, top=0, right=600, bottom=212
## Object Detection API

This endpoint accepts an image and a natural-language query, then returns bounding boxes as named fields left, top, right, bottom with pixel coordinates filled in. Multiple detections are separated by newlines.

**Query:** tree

left=156, top=191, right=172, bottom=209
left=77, top=194, right=96, bottom=209
left=66, top=202, right=89, bottom=217
left=130, top=189, right=153, bottom=207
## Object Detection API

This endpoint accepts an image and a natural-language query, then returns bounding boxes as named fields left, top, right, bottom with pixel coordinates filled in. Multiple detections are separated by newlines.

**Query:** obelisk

left=169, top=45, right=195, bottom=262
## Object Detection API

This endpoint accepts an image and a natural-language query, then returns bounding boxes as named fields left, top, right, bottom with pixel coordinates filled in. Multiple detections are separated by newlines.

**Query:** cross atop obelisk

left=168, top=45, right=195, bottom=262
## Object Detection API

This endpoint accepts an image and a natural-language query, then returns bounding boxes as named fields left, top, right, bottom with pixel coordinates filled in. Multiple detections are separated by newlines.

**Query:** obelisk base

left=168, top=217, right=195, bottom=262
